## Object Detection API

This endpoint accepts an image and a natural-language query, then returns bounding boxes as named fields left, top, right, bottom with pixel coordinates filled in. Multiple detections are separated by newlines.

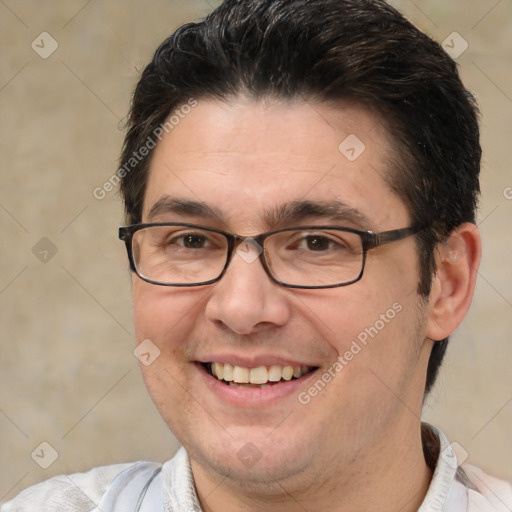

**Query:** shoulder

left=1, top=461, right=161, bottom=512
left=421, top=423, right=512, bottom=512
left=461, top=463, right=512, bottom=511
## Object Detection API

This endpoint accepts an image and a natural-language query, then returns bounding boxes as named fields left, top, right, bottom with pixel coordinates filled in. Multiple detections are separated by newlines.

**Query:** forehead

left=143, top=98, right=409, bottom=231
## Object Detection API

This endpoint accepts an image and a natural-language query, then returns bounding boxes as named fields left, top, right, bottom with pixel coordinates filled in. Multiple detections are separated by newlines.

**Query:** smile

left=204, top=362, right=316, bottom=387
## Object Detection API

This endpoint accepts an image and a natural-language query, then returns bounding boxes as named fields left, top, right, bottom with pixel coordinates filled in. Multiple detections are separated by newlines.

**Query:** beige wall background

left=1, top=0, right=511, bottom=502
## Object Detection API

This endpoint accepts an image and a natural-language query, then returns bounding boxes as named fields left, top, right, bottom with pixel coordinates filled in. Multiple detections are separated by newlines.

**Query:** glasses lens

left=131, top=225, right=228, bottom=285
left=265, top=228, right=364, bottom=287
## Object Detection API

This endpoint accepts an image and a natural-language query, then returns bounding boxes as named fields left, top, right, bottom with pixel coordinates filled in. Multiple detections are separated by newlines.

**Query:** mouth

left=202, top=362, right=317, bottom=388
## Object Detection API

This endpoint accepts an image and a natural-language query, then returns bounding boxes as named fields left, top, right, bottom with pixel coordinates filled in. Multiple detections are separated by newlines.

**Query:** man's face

left=132, top=98, right=433, bottom=486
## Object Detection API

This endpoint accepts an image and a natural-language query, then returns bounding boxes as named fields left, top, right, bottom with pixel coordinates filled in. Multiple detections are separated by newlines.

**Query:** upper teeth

left=210, top=363, right=311, bottom=384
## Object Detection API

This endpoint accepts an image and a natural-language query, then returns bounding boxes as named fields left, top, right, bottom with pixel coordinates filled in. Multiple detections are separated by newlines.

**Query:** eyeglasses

left=118, top=222, right=421, bottom=289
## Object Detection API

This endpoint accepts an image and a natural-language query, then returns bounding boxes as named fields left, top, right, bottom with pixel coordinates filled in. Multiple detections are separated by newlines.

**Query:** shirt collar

left=418, top=422, right=464, bottom=511
left=163, top=423, right=464, bottom=512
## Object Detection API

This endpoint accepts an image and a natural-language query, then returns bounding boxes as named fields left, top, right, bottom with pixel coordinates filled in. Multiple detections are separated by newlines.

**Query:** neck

left=191, top=420, right=433, bottom=512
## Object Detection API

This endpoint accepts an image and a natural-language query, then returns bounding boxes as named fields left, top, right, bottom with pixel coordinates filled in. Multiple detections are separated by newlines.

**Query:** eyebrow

left=265, top=200, right=373, bottom=229
left=146, top=196, right=373, bottom=230
left=147, top=196, right=224, bottom=222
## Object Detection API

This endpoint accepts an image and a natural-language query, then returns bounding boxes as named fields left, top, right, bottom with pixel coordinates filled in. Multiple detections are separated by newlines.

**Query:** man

left=3, top=0, right=511, bottom=510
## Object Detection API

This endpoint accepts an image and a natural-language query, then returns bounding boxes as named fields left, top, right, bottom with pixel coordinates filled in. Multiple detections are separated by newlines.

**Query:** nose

left=204, top=241, right=291, bottom=334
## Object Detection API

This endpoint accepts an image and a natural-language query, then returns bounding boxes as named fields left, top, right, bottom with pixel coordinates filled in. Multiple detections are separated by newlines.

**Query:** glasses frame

left=119, top=222, right=421, bottom=289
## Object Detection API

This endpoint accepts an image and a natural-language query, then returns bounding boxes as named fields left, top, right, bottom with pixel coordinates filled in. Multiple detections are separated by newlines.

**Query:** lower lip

left=196, top=363, right=318, bottom=407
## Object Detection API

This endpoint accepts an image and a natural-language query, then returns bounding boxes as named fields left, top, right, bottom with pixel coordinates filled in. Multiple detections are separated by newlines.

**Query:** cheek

left=295, top=286, right=399, bottom=350
left=304, top=290, right=426, bottom=416
left=295, top=271, right=423, bottom=375
left=132, top=283, right=206, bottom=422
left=132, top=280, right=206, bottom=349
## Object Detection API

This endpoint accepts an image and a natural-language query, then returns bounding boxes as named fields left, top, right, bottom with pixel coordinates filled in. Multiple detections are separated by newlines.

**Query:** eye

left=163, top=229, right=227, bottom=251
left=301, top=235, right=334, bottom=251
left=174, top=233, right=208, bottom=249
left=294, top=233, right=349, bottom=252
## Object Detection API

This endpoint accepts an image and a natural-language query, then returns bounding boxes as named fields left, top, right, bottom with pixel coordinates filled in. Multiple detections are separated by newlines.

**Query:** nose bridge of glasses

left=231, top=234, right=265, bottom=266
left=219, top=232, right=282, bottom=286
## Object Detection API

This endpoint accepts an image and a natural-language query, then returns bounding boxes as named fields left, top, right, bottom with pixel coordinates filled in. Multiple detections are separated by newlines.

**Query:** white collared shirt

left=2, top=424, right=511, bottom=511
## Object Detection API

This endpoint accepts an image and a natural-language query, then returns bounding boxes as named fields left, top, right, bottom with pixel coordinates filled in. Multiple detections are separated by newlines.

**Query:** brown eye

left=305, top=235, right=332, bottom=251
left=180, top=234, right=206, bottom=248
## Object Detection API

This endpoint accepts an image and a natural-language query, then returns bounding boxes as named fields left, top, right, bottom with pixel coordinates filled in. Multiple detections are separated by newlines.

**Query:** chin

left=199, top=442, right=311, bottom=486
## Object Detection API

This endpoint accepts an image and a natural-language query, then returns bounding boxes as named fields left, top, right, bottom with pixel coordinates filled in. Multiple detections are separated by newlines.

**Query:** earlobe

left=425, top=223, right=481, bottom=341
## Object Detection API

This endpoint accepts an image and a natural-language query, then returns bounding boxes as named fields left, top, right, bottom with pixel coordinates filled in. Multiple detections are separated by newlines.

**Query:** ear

left=426, top=223, right=481, bottom=341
